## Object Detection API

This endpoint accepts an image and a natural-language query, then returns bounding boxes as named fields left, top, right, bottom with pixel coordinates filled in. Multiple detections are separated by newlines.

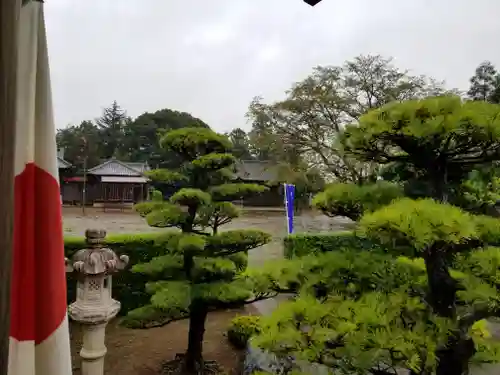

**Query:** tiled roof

left=123, top=162, right=151, bottom=173
left=88, top=159, right=150, bottom=176
left=234, top=160, right=278, bottom=182
left=57, top=156, right=72, bottom=169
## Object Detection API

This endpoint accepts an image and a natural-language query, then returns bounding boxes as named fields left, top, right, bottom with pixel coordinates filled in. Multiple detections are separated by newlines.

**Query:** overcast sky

left=45, top=0, right=500, bottom=132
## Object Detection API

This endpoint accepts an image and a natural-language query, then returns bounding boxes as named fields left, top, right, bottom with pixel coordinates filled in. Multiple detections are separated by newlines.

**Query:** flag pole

left=283, top=183, right=289, bottom=233
left=0, top=0, right=21, bottom=372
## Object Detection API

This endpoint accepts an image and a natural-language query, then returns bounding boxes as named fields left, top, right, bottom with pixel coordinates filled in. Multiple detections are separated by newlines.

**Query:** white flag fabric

left=8, top=1, right=72, bottom=375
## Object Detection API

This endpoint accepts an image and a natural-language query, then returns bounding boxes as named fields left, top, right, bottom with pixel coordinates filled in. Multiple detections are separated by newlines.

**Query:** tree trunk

left=436, top=334, right=475, bottom=375
left=432, top=165, right=449, bottom=203
left=423, top=249, right=457, bottom=318
left=184, top=301, right=208, bottom=374
left=424, top=249, right=476, bottom=375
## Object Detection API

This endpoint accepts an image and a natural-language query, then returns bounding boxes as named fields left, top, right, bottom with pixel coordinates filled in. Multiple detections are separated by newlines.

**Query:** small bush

left=227, top=315, right=261, bottom=349
left=151, top=189, right=163, bottom=201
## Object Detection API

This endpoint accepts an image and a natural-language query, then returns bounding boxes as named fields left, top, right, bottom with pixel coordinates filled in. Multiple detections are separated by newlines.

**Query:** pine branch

left=125, top=292, right=281, bottom=330
left=459, top=306, right=500, bottom=330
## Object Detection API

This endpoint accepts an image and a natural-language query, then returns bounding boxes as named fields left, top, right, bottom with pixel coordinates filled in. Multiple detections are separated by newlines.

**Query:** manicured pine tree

left=340, top=96, right=500, bottom=375
left=127, top=127, right=272, bottom=374
left=312, top=181, right=403, bottom=221
left=342, top=96, right=500, bottom=202
left=250, top=97, right=500, bottom=375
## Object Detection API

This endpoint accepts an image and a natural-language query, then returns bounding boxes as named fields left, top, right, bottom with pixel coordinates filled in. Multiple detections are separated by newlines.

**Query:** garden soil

left=70, top=307, right=255, bottom=375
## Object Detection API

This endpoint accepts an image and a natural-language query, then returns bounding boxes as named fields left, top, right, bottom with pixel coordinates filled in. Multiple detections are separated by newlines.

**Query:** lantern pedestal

left=66, top=229, right=128, bottom=375
left=79, top=323, right=107, bottom=375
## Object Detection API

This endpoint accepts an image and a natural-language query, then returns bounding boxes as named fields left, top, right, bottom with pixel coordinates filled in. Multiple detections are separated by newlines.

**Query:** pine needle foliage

left=127, top=127, right=272, bottom=373
left=342, top=96, right=500, bottom=202
left=313, top=181, right=403, bottom=221
left=248, top=237, right=500, bottom=375
left=247, top=96, right=500, bottom=375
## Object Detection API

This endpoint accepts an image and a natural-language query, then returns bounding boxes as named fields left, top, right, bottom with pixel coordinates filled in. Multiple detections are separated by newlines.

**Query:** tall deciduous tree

left=247, top=100, right=284, bottom=162
left=247, top=55, right=453, bottom=183
left=468, top=61, right=500, bottom=103
left=127, top=128, right=273, bottom=373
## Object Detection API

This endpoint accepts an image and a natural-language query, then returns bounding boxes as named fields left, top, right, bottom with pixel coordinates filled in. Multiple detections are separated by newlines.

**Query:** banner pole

left=283, top=183, right=289, bottom=234
left=0, top=0, right=21, bottom=372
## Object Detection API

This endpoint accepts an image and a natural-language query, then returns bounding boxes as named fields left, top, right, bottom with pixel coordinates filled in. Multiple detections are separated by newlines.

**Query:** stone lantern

left=66, top=229, right=129, bottom=375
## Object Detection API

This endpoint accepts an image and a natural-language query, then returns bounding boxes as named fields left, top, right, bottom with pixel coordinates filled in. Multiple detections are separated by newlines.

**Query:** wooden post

left=82, top=155, right=87, bottom=215
left=0, top=0, right=21, bottom=372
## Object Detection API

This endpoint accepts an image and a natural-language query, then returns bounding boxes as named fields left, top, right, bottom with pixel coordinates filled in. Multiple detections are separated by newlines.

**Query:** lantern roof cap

left=66, top=229, right=129, bottom=275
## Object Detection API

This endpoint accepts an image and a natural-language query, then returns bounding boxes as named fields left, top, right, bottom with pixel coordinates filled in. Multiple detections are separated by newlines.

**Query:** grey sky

left=45, top=0, right=500, bottom=132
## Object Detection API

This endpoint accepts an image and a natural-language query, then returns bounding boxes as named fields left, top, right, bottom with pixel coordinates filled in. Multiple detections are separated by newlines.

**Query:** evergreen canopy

left=126, top=127, right=272, bottom=373
left=247, top=97, right=500, bottom=375
left=342, top=96, right=500, bottom=201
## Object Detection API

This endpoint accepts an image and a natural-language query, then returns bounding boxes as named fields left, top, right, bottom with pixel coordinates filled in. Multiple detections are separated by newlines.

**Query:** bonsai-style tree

left=341, top=96, right=500, bottom=202
left=127, top=127, right=272, bottom=374
left=358, top=198, right=500, bottom=375
left=244, top=97, right=500, bottom=375
left=250, top=199, right=500, bottom=375
left=312, top=181, right=403, bottom=221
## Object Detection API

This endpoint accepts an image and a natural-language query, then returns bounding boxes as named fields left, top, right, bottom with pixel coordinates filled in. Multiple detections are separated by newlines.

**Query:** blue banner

left=284, top=183, right=295, bottom=234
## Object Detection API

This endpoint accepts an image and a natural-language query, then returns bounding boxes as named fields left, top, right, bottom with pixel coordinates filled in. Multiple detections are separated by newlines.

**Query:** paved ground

left=62, top=206, right=353, bottom=266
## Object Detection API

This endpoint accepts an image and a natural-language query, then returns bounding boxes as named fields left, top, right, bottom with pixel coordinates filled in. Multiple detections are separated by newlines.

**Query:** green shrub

left=151, top=189, right=163, bottom=201
left=283, top=217, right=500, bottom=260
left=227, top=315, right=261, bottom=349
left=313, top=181, right=403, bottom=221
left=283, top=231, right=382, bottom=258
left=65, top=232, right=173, bottom=315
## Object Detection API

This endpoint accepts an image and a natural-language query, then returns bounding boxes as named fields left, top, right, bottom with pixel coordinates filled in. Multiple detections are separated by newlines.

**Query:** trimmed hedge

left=283, top=231, right=381, bottom=258
left=65, top=232, right=169, bottom=315
left=284, top=223, right=500, bottom=259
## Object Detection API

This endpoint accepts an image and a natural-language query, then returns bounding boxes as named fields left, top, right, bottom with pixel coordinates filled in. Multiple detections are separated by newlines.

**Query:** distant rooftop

left=57, top=156, right=72, bottom=169
left=88, top=159, right=150, bottom=176
left=234, top=160, right=278, bottom=182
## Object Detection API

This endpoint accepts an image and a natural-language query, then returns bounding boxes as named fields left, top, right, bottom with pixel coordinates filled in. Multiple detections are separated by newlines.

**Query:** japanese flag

left=8, top=1, right=72, bottom=374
